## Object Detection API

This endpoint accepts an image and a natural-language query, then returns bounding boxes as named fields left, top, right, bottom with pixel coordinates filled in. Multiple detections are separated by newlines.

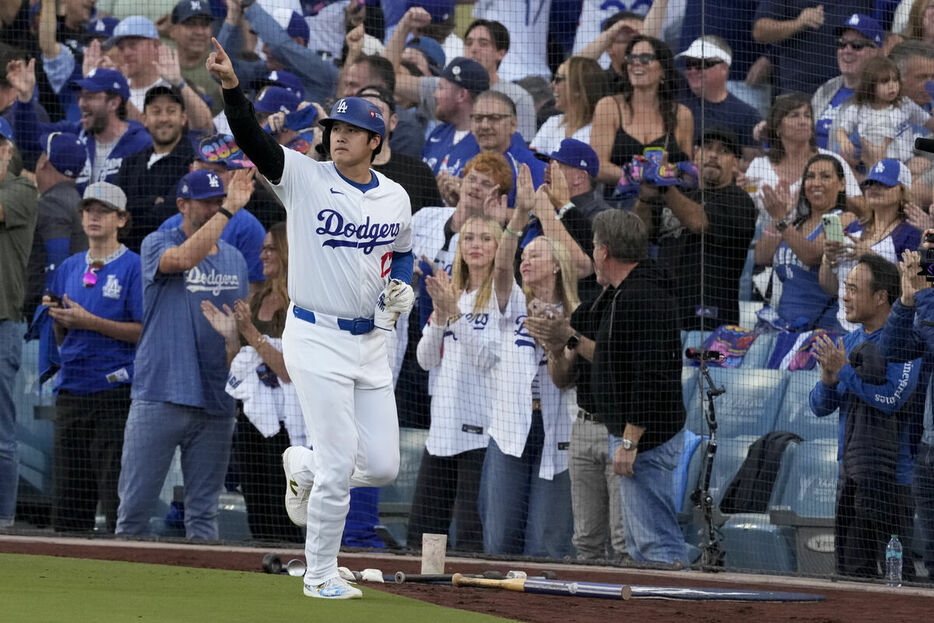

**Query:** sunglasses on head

left=837, top=37, right=875, bottom=51
left=685, top=58, right=723, bottom=71
left=83, top=260, right=104, bottom=288
left=625, top=53, right=657, bottom=66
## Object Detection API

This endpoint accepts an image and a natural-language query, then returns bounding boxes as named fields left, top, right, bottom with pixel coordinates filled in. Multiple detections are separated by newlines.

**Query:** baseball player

left=207, top=39, right=415, bottom=600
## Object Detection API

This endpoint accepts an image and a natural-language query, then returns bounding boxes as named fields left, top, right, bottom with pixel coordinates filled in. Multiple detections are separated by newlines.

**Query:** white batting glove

left=383, top=278, right=415, bottom=314
left=374, top=287, right=400, bottom=331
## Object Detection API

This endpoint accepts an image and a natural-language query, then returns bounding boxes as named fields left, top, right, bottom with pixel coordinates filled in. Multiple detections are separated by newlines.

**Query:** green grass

left=0, top=554, right=517, bottom=623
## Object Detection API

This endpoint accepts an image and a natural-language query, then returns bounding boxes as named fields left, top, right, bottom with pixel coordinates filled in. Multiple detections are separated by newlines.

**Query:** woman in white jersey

left=407, top=215, right=506, bottom=552
left=480, top=171, right=578, bottom=558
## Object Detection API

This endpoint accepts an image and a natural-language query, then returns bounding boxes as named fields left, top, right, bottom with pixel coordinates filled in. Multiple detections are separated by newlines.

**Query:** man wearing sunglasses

left=676, top=36, right=761, bottom=162
left=812, top=13, right=883, bottom=153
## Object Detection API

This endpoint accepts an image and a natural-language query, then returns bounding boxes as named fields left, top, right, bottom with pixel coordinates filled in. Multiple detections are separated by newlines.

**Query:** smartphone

left=821, top=214, right=845, bottom=243
left=44, top=290, right=62, bottom=306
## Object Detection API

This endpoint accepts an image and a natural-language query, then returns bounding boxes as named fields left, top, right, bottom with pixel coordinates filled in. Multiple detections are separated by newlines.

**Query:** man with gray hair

left=546, top=209, right=687, bottom=564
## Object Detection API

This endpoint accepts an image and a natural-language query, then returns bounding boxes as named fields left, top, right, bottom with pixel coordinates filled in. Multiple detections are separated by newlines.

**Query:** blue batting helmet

left=319, top=97, right=386, bottom=139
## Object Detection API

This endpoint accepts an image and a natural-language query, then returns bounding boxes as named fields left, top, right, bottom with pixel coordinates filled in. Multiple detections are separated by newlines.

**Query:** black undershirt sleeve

left=222, top=85, right=285, bottom=183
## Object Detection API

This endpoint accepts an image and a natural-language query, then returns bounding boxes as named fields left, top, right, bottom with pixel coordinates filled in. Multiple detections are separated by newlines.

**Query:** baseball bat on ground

left=451, top=573, right=631, bottom=600
left=395, top=570, right=506, bottom=584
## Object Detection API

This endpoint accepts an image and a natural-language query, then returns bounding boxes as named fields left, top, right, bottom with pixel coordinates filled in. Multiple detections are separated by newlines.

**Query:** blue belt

left=291, top=305, right=374, bottom=335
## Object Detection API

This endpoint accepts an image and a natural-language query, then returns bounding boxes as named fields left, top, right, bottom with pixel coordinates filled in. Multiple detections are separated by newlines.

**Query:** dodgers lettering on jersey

left=185, top=265, right=243, bottom=295
left=316, top=209, right=402, bottom=254
left=269, top=147, right=413, bottom=318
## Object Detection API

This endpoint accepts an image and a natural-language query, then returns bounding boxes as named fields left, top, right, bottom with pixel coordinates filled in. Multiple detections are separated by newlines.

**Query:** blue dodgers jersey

left=160, top=208, right=266, bottom=283
left=133, top=227, right=249, bottom=416
left=50, top=248, right=144, bottom=395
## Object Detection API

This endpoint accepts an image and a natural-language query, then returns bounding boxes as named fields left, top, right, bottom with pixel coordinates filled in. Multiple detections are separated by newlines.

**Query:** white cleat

left=303, top=576, right=363, bottom=599
left=282, top=447, right=311, bottom=527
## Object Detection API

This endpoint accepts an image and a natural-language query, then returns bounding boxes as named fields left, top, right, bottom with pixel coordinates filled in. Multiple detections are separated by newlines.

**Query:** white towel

left=226, top=338, right=307, bottom=447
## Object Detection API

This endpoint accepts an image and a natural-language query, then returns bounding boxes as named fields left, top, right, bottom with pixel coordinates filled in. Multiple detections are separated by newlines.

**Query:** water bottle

left=885, top=534, right=903, bottom=587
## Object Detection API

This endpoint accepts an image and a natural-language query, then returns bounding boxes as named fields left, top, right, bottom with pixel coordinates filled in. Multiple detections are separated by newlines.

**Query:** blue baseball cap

left=407, top=0, right=454, bottom=22
left=271, top=8, right=310, bottom=42
left=256, top=70, right=305, bottom=99
left=862, top=158, right=911, bottom=189
left=319, top=96, right=386, bottom=138
left=440, top=57, right=489, bottom=96
left=406, top=36, right=446, bottom=76
left=73, top=68, right=130, bottom=100
left=40, top=132, right=85, bottom=177
left=549, top=138, right=599, bottom=178
left=172, top=0, right=213, bottom=24
left=837, top=13, right=883, bottom=48
left=255, top=86, right=301, bottom=114
left=0, top=117, right=12, bottom=143
left=111, top=15, right=160, bottom=43
left=87, top=17, right=120, bottom=40
left=177, top=170, right=226, bottom=200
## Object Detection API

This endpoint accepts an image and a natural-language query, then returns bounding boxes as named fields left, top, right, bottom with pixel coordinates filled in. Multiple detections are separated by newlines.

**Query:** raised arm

left=208, top=38, right=285, bottom=183
left=158, top=168, right=255, bottom=273
left=591, top=95, right=624, bottom=185
left=753, top=5, right=825, bottom=44
left=494, top=165, right=532, bottom=312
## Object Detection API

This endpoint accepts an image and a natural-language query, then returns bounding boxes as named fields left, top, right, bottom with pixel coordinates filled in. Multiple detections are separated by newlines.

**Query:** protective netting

left=2, top=0, right=933, bottom=584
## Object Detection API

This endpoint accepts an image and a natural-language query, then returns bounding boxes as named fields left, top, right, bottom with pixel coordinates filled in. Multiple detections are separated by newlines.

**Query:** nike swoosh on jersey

left=429, top=137, right=442, bottom=142
left=330, top=188, right=344, bottom=195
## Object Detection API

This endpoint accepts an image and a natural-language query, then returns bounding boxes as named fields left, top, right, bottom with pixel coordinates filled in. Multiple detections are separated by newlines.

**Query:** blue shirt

left=50, top=247, right=143, bottom=395
left=422, top=123, right=462, bottom=175
left=682, top=93, right=761, bottom=147
left=159, top=209, right=266, bottom=283
left=132, top=227, right=249, bottom=416
left=809, top=325, right=921, bottom=484
left=438, top=133, right=547, bottom=206
left=773, top=220, right=841, bottom=332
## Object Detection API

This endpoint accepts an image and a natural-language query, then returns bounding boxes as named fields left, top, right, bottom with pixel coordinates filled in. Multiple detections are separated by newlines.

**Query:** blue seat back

left=773, top=439, right=839, bottom=520
left=709, top=435, right=760, bottom=507
left=684, top=368, right=788, bottom=438
left=774, top=370, right=838, bottom=440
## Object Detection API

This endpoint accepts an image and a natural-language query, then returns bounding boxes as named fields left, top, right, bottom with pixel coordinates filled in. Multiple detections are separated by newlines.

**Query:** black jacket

left=113, top=139, right=196, bottom=253
left=573, top=261, right=685, bottom=449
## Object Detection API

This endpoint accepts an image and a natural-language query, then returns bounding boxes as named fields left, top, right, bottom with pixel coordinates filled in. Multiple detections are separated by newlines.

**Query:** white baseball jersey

left=416, top=288, right=505, bottom=457
left=491, top=286, right=575, bottom=480
left=271, top=147, right=413, bottom=318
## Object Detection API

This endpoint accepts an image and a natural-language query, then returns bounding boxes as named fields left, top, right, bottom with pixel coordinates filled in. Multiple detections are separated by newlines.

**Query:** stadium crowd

left=5, top=0, right=934, bottom=581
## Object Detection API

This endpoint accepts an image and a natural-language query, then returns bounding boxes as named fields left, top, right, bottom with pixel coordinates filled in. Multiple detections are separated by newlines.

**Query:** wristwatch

left=566, top=332, right=581, bottom=351
left=621, top=438, right=638, bottom=451
left=774, top=217, right=790, bottom=233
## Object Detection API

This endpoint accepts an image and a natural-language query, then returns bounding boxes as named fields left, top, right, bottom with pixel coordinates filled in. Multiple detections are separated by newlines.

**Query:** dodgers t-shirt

left=132, top=227, right=249, bottom=416
left=160, top=208, right=266, bottom=283
left=50, top=247, right=143, bottom=394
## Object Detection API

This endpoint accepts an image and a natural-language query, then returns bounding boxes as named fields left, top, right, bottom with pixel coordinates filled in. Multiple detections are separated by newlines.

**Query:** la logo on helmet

left=335, top=99, right=348, bottom=114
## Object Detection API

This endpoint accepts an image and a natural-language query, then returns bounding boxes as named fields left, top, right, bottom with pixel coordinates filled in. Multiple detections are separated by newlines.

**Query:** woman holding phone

left=820, top=158, right=921, bottom=332
left=754, top=154, right=851, bottom=332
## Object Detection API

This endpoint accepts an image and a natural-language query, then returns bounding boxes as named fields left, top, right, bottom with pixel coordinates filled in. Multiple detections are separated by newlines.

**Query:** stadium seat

left=769, top=439, right=839, bottom=574
left=13, top=340, right=55, bottom=520
left=774, top=370, right=839, bottom=440
left=683, top=368, right=788, bottom=438
left=721, top=512, right=797, bottom=573
left=708, top=435, right=760, bottom=509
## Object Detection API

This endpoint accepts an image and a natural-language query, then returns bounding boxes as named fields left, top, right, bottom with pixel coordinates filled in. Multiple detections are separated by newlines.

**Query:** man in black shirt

left=356, top=84, right=442, bottom=214
left=112, top=85, right=195, bottom=252
left=637, top=127, right=756, bottom=330
left=542, top=209, right=686, bottom=564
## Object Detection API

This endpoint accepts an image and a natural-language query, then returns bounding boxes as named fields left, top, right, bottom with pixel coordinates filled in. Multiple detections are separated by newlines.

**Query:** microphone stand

left=689, top=354, right=726, bottom=569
